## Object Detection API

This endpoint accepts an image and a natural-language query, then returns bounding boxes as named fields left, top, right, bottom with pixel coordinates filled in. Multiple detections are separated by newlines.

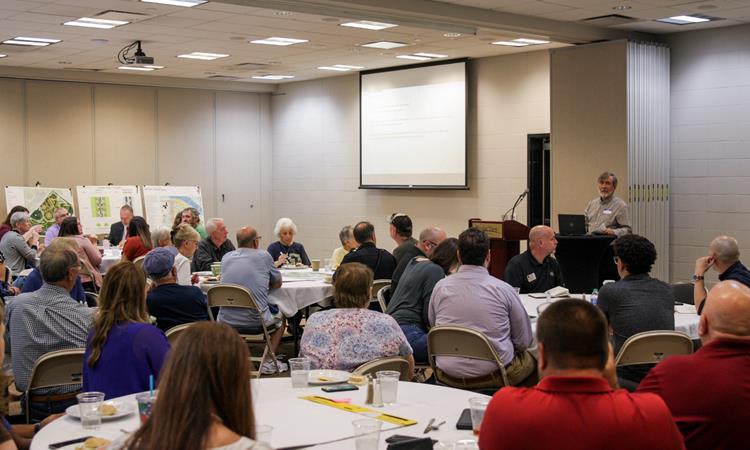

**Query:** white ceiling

left=0, top=0, right=744, bottom=87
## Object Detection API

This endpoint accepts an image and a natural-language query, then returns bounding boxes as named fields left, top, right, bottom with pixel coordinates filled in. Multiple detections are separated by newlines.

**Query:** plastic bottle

left=591, top=288, right=599, bottom=305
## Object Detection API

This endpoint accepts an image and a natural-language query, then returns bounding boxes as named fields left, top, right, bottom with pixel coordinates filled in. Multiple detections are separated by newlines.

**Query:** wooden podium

left=468, top=218, right=531, bottom=280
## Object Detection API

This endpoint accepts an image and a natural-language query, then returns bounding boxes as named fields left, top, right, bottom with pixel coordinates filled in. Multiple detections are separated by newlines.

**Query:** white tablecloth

left=31, top=378, right=484, bottom=450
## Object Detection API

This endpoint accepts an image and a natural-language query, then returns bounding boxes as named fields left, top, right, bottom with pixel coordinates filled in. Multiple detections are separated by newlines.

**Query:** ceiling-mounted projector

left=118, top=40, right=154, bottom=66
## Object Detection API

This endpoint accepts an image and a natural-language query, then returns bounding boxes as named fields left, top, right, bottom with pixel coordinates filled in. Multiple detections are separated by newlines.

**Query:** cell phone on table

left=321, top=383, right=358, bottom=392
left=456, top=408, right=472, bottom=430
left=49, top=436, right=92, bottom=449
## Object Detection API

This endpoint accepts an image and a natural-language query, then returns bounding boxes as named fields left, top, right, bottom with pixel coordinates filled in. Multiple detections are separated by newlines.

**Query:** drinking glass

left=468, top=397, right=490, bottom=436
left=352, top=418, right=382, bottom=450
left=136, top=392, right=157, bottom=424
left=376, top=370, right=400, bottom=405
left=256, top=424, right=273, bottom=444
left=311, top=259, right=321, bottom=271
left=77, top=392, right=105, bottom=431
left=289, top=357, right=311, bottom=388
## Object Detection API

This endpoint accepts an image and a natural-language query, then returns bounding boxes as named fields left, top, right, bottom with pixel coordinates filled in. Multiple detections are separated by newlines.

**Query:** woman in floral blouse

left=300, top=262, right=414, bottom=373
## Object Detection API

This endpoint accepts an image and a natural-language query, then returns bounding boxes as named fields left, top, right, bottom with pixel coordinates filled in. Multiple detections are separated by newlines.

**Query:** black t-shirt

left=146, top=283, right=210, bottom=332
left=391, top=245, right=426, bottom=294
left=504, top=250, right=565, bottom=294
left=340, top=242, right=397, bottom=280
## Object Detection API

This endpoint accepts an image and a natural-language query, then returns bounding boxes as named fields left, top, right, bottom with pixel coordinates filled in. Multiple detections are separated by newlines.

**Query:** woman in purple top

left=267, top=217, right=311, bottom=267
left=83, top=262, right=169, bottom=399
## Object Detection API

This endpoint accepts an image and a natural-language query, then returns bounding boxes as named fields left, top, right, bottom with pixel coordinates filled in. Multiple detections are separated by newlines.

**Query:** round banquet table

left=31, top=378, right=485, bottom=450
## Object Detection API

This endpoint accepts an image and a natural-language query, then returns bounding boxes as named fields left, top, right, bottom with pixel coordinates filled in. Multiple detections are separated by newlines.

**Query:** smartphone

left=49, top=436, right=92, bottom=449
left=456, top=408, right=472, bottom=430
left=321, top=383, right=359, bottom=392
left=385, top=435, right=437, bottom=444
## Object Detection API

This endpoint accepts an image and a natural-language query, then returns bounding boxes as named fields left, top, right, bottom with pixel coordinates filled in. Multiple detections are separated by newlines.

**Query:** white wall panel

left=0, top=79, right=26, bottom=214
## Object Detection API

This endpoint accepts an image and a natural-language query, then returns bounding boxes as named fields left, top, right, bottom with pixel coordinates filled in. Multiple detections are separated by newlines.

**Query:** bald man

left=390, top=226, right=447, bottom=295
left=638, top=280, right=750, bottom=449
left=693, top=235, right=750, bottom=314
left=504, top=225, right=565, bottom=294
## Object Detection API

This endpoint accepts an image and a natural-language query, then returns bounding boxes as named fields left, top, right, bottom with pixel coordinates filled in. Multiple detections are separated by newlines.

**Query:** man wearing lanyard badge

left=584, top=172, right=632, bottom=236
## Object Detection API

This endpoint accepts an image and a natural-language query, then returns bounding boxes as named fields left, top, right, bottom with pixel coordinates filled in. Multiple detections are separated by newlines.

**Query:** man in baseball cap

left=388, top=213, right=416, bottom=264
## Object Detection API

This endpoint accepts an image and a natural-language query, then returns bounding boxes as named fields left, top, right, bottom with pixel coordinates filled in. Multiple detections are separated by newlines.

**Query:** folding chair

left=615, top=330, right=693, bottom=368
left=354, top=356, right=411, bottom=381
left=165, top=322, right=194, bottom=346
left=371, top=280, right=390, bottom=311
left=78, top=258, right=98, bottom=294
left=24, top=348, right=85, bottom=423
left=376, top=285, right=390, bottom=312
left=427, top=326, right=510, bottom=390
left=206, top=284, right=281, bottom=377
left=670, top=282, right=706, bottom=305
left=133, top=255, right=146, bottom=271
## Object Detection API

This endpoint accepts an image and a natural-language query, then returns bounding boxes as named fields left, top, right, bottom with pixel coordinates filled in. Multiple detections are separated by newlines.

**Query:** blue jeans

left=400, top=324, right=428, bottom=363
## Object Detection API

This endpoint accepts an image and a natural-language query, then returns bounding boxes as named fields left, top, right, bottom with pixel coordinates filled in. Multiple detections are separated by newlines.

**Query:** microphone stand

left=503, top=189, right=529, bottom=221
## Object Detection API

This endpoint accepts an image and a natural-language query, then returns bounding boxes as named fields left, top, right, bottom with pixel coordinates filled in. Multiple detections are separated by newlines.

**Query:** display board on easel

left=75, top=185, right=143, bottom=235
left=4, top=186, right=74, bottom=231
left=141, top=185, right=204, bottom=230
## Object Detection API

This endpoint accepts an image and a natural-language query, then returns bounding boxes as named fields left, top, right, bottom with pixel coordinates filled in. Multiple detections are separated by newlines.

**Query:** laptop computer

left=558, top=214, right=586, bottom=236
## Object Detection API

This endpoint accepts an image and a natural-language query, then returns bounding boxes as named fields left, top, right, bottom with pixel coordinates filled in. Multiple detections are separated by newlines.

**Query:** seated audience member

left=0, top=206, right=31, bottom=242
left=145, top=247, right=209, bottom=332
left=109, top=322, right=272, bottom=450
left=330, top=225, right=356, bottom=269
left=391, top=226, right=447, bottom=295
left=181, top=207, right=208, bottom=240
left=504, top=225, right=565, bottom=294
left=5, top=241, right=93, bottom=421
left=172, top=224, right=201, bottom=286
left=693, top=235, right=750, bottom=314
left=58, top=217, right=102, bottom=290
left=429, top=228, right=535, bottom=386
left=339, top=221, right=397, bottom=280
left=218, top=226, right=286, bottom=374
left=479, top=299, right=685, bottom=450
left=44, top=208, right=70, bottom=246
left=638, top=280, right=750, bottom=450
left=387, top=238, right=458, bottom=363
left=108, top=205, right=134, bottom=247
left=83, top=262, right=169, bottom=399
left=597, top=234, right=673, bottom=387
left=20, top=240, right=86, bottom=304
left=302, top=262, right=414, bottom=373
left=267, top=217, right=311, bottom=267
left=388, top=213, right=417, bottom=264
left=122, top=216, right=152, bottom=262
left=191, top=218, right=235, bottom=273
left=0, top=253, right=20, bottom=300
left=151, top=226, right=173, bottom=248
left=0, top=212, right=39, bottom=277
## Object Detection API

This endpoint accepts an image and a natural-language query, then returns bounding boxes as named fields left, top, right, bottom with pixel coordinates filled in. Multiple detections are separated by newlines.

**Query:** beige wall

left=271, top=51, right=550, bottom=261
left=550, top=41, right=629, bottom=225
left=0, top=78, right=273, bottom=240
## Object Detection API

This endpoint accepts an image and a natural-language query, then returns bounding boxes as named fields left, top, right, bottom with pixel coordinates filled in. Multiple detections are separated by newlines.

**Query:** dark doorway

left=527, top=133, right=550, bottom=227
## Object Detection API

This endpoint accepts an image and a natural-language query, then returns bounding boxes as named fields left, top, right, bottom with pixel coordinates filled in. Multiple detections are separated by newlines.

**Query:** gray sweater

left=386, top=257, right=444, bottom=330
left=0, top=230, right=36, bottom=275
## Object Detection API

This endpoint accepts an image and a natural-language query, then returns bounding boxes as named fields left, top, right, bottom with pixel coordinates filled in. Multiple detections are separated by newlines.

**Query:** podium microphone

left=503, top=189, right=529, bottom=221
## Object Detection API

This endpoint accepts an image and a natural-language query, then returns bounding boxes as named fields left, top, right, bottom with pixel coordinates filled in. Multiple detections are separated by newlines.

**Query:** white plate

left=65, top=400, right=136, bottom=421
left=193, top=271, right=213, bottom=276
left=281, top=266, right=309, bottom=270
left=307, top=369, right=351, bottom=385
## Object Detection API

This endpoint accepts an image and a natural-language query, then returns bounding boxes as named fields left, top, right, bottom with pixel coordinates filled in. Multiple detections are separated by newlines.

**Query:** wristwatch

left=692, top=274, right=705, bottom=282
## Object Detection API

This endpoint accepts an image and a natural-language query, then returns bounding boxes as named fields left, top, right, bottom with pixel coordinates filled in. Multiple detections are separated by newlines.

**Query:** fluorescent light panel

left=396, top=54, right=430, bottom=61
left=333, top=64, right=364, bottom=69
left=118, top=65, right=164, bottom=71
left=177, top=52, right=229, bottom=60
left=64, top=17, right=129, bottom=29
left=340, top=20, right=397, bottom=30
left=514, top=38, right=549, bottom=44
left=413, top=52, right=447, bottom=58
left=491, top=41, right=528, bottom=47
left=140, top=0, right=207, bottom=7
left=0, top=54, right=6, bottom=58
left=656, top=15, right=712, bottom=24
left=250, top=37, right=307, bottom=46
left=252, top=75, right=294, bottom=80
left=360, top=41, right=407, bottom=49
left=2, top=37, right=61, bottom=47
left=318, top=66, right=350, bottom=71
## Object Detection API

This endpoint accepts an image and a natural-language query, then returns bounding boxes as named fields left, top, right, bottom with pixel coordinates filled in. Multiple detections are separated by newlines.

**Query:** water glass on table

left=136, top=392, right=157, bottom=424
left=210, top=262, right=221, bottom=277
left=376, top=370, right=400, bottom=405
left=76, top=392, right=105, bottom=431
left=289, top=357, right=310, bottom=388
left=352, top=418, right=382, bottom=450
left=468, top=397, right=490, bottom=436
left=255, top=424, right=273, bottom=445
left=311, top=259, right=321, bottom=271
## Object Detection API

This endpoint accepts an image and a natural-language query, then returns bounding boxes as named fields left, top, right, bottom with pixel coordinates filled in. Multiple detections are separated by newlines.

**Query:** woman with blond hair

left=112, top=322, right=271, bottom=450
left=173, top=223, right=201, bottom=286
left=82, top=262, right=169, bottom=399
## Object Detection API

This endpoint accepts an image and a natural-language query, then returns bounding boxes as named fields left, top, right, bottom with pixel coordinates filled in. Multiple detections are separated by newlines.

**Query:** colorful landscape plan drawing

left=142, top=186, right=204, bottom=230
left=75, top=186, right=143, bottom=235
left=4, top=187, right=74, bottom=231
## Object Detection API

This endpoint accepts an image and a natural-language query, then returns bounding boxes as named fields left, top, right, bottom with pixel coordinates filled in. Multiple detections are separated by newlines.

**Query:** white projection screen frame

left=360, top=59, right=468, bottom=189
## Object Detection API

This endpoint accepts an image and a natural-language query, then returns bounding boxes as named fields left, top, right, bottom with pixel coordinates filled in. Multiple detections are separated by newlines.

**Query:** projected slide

left=361, top=60, right=467, bottom=188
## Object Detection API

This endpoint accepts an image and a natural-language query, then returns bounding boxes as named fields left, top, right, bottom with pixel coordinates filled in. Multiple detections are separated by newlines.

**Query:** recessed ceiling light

left=360, top=41, right=408, bottom=49
left=118, top=65, right=165, bottom=71
left=140, top=0, right=207, bottom=7
left=656, top=14, right=713, bottom=24
left=514, top=38, right=549, bottom=44
left=491, top=41, right=529, bottom=47
left=413, top=52, right=448, bottom=58
left=250, top=37, right=308, bottom=46
left=397, top=54, right=431, bottom=61
left=443, top=32, right=462, bottom=38
left=340, top=20, right=397, bottom=30
left=0, top=54, right=6, bottom=58
left=64, top=17, right=129, bottom=29
left=333, top=64, right=364, bottom=69
left=252, top=75, right=294, bottom=80
left=2, top=37, right=61, bottom=47
left=177, top=52, right=230, bottom=60
left=318, top=66, right=351, bottom=71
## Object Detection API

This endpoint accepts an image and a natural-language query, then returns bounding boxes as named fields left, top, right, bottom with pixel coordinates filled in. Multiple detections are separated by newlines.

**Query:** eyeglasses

left=423, top=240, right=439, bottom=248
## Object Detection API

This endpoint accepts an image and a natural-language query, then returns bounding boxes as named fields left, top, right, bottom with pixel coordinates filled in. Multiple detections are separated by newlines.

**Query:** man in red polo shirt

left=479, top=299, right=684, bottom=450
left=637, top=280, right=750, bottom=450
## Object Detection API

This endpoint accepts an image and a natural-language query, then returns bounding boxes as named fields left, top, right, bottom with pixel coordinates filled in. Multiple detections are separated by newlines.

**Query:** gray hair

left=173, top=223, right=200, bottom=247
left=10, top=211, right=30, bottom=228
left=151, top=226, right=173, bottom=248
left=205, top=218, right=224, bottom=235
left=54, top=208, right=69, bottom=220
left=597, top=171, right=618, bottom=188
left=338, top=226, right=353, bottom=245
left=184, top=207, right=201, bottom=221
left=40, top=241, right=79, bottom=283
left=274, top=217, right=297, bottom=237
left=712, top=235, right=740, bottom=264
